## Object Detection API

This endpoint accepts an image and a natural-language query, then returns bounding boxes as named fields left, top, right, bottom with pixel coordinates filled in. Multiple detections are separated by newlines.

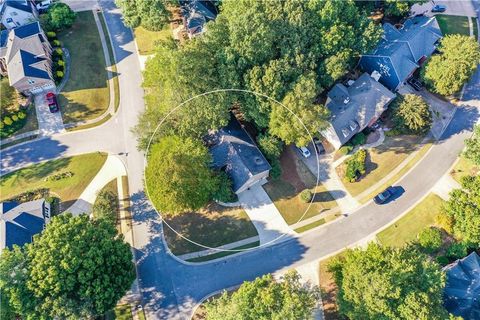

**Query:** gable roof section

left=13, top=19, right=40, bottom=39
left=208, top=115, right=271, bottom=193
left=325, top=73, right=396, bottom=146
left=444, top=252, right=480, bottom=319
left=8, top=49, right=50, bottom=86
left=2, top=0, right=34, bottom=14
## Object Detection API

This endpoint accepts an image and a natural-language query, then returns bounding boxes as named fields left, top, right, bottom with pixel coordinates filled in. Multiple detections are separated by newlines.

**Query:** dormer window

left=342, top=127, right=349, bottom=138
left=349, top=120, right=358, bottom=131
left=343, top=97, right=350, bottom=104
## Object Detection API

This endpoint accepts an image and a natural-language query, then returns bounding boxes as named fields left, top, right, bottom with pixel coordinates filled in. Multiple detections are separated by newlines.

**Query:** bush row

left=44, top=171, right=74, bottom=182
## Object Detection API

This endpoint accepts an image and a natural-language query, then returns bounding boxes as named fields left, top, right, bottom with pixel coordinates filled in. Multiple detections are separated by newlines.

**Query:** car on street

left=407, top=77, right=423, bottom=91
left=374, top=187, right=394, bottom=205
left=46, top=92, right=59, bottom=113
left=298, top=146, right=311, bottom=158
left=431, top=4, right=446, bottom=13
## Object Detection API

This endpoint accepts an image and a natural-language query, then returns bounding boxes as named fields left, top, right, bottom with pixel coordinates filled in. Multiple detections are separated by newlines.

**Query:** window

left=27, top=79, right=36, bottom=85
left=6, top=18, right=13, bottom=23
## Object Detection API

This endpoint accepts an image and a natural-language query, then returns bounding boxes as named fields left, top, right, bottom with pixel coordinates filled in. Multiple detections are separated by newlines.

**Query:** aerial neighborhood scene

left=2, top=0, right=480, bottom=319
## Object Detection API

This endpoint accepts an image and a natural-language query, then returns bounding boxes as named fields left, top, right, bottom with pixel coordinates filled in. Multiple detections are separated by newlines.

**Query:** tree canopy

left=0, top=214, right=135, bottom=319
left=115, top=0, right=171, bottom=31
left=145, top=135, right=221, bottom=215
left=391, top=94, right=432, bottom=134
left=134, top=0, right=382, bottom=149
left=384, top=0, right=426, bottom=17
left=422, top=35, right=480, bottom=96
left=442, top=175, right=480, bottom=246
left=45, top=3, right=76, bottom=31
left=464, top=125, right=480, bottom=165
left=329, top=243, right=449, bottom=320
left=204, top=270, right=320, bottom=320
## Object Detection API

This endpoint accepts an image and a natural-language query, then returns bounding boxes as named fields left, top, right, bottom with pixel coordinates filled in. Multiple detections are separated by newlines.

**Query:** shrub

left=270, top=159, right=282, bottom=180
left=44, top=171, right=74, bottom=181
left=56, top=71, right=64, bottom=78
left=435, top=213, right=454, bottom=234
left=7, top=188, right=50, bottom=202
left=11, top=114, right=18, bottom=122
left=300, top=189, right=313, bottom=203
left=46, top=31, right=57, bottom=39
left=0, top=122, right=3, bottom=130
left=417, top=227, right=442, bottom=253
left=338, top=145, right=353, bottom=156
left=3, top=116, right=12, bottom=126
left=436, top=255, right=450, bottom=266
left=17, top=111, right=26, bottom=119
left=55, top=48, right=63, bottom=55
left=446, top=241, right=470, bottom=260
left=52, top=39, right=61, bottom=47
left=350, top=132, right=366, bottom=146
left=93, top=190, right=118, bottom=224
left=213, top=171, right=236, bottom=203
left=345, top=149, right=367, bottom=183
left=57, top=59, right=65, bottom=67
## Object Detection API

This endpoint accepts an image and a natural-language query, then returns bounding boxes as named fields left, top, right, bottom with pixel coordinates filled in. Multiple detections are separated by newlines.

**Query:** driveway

left=62, top=0, right=99, bottom=12
left=34, top=93, right=65, bottom=136
left=411, top=0, right=476, bottom=17
left=237, top=184, right=295, bottom=245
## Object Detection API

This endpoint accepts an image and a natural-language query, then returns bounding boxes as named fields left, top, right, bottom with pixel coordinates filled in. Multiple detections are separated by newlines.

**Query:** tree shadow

left=312, top=190, right=345, bottom=202
left=438, top=106, right=479, bottom=142
left=58, top=93, right=107, bottom=123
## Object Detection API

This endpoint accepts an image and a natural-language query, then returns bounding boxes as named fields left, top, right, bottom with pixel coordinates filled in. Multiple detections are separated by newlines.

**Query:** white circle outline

left=144, top=89, right=321, bottom=253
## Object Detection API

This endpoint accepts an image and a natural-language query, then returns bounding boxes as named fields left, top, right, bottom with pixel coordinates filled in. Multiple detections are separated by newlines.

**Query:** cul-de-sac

left=1, top=0, right=480, bottom=319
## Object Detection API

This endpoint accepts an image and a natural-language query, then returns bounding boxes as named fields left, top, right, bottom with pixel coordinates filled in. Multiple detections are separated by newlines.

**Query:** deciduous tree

left=464, top=125, right=480, bottom=165
left=116, top=0, right=170, bottom=31
left=392, top=94, right=432, bottom=134
left=46, top=3, right=76, bottom=31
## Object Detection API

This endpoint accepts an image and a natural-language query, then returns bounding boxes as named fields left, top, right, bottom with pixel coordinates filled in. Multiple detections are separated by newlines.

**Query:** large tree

left=116, top=0, right=171, bottom=31
left=464, top=125, right=480, bottom=165
left=329, top=243, right=450, bottom=319
left=45, top=3, right=76, bottom=31
left=134, top=0, right=382, bottom=149
left=204, top=270, right=320, bottom=320
left=422, top=35, right=480, bottom=96
left=384, top=0, right=427, bottom=17
left=442, top=175, right=480, bottom=245
left=0, top=214, right=135, bottom=319
left=145, top=135, right=221, bottom=215
left=392, top=94, right=432, bottom=134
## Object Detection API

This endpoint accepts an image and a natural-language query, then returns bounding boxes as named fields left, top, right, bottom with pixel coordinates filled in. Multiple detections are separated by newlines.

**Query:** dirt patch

left=279, top=147, right=306, bottom=191
left=319, top=260, right=343, bottom=320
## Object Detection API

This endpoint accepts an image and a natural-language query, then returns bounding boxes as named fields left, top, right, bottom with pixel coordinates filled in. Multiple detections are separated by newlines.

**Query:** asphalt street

left=0, top=1, right=479, bottom=319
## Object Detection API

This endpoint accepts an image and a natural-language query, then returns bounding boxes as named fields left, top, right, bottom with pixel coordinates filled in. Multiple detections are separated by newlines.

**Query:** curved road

left=1, top=1, right=479, bottom=319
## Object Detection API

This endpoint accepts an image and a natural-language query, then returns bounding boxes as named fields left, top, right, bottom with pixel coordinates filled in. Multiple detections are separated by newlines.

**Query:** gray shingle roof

left=208, top=115, right=271, bottom=193
left=444, top=252, right=480, bottom=319
left=324, top=73, right=396, bottom=146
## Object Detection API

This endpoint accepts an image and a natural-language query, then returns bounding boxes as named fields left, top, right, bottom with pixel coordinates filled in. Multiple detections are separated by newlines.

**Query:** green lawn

left=451, top=156, right=479, bottom=183
left=0, top=153, right=107, bottom=207
left=264, top=148, right=337, bottom=225
left=58, top=11, right=109, bottom=123
left=0, top=77, right=16, bottom=112
left=377, top=193, right=445, bottom=247
left=436, top=15, right=470, bottom=36
left=337, top=134, right=425, bottom=198
left=133, top=25, right=171, bottom=55
left=163, top=203, right=258, bottom=255
left=113, top=304, right=132, bottom=320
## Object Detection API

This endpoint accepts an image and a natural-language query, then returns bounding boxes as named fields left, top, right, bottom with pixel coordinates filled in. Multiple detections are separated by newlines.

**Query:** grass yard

left=436, top=14, right=470, bottom=36
left=451, top=156, right=479, bottom=183
left=163, top=202, right=258, bottom=255
left=0, top=77, right=16, bottom=112
left=376, top=193, right=445, bottom=247
left=112, top=304, right=132, bottom=320
left=58, top=11, right=109, bottom=123
left=337, top=134, right=426, bottom=198
left=264, top=147, right=337, bottom=225
left=0, top=153, right=107, bottom=208
left=134, top=25, right=171, bottom=55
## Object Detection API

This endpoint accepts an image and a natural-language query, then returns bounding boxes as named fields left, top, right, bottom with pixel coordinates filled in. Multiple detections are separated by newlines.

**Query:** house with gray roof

left=321, top=72, right=396, bottom=149
left=359, top=15, right=442, bottom=91
left=180, top=0, right=218, bottom=38
left=207, top=115, right=271, bottom=194
left=0, top=0, right=38, bottom=30
left=0, top=21, right=55, bottom=95
left=443, top=252, right=480, bottom=319
left=0, top=199, right=46, bottom=254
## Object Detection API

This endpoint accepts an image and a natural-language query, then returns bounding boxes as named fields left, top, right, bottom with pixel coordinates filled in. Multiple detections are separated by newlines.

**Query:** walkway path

left=237, top=184, right=295, bottom=244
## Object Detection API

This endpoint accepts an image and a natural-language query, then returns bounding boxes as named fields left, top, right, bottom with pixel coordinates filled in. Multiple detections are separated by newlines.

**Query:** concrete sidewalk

left=238, top=184, right=295, bottom=245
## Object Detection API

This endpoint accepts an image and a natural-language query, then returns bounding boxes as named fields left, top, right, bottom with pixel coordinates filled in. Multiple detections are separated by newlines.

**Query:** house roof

left=0, top=0, right=35, bottom=18
left=207, top=115, right=271, bottom=193
left=8, top=49, right=50, bottom=84
left=180, top=0, right=218, bottom=37
left=0, top=199, right=45, bottom=253
left=325, top=73, right=396, bottom=145
left=444, top=252, right=480, bottom=319
left=12, top=19, right=41, bottom=38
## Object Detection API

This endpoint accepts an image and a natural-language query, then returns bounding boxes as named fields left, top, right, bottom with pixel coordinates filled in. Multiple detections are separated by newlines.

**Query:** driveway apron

left=34, top=93, right=65, bottom=136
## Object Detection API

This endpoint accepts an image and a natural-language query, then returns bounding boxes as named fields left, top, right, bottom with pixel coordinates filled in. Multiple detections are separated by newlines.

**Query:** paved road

left=1, top=1, right=479, bottom=319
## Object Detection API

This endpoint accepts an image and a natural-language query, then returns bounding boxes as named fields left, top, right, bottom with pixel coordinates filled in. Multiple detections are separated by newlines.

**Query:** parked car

left=36, top=0, right=52, bottom=13
left=298, top=146, right=311, bottom=158
left=46, top=92, right=59, bottom=113
left=407, top=77, right=423, bottom=91
left=313, top=137, right=325, bottom=154
left=373, top=187, right=394, bottom=205
left=431, top=4, right=446, bottom=13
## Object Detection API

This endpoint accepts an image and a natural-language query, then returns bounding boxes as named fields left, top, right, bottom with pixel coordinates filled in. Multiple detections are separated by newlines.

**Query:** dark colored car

left=313, top=137, right=326, bottom=154
left=374, top=187, right=394, bottom=205
left=407, top=77, right=423, bottom=91
left=431, top=4, right=446, bottom=13
left=46, top=92, right=59, bottom=113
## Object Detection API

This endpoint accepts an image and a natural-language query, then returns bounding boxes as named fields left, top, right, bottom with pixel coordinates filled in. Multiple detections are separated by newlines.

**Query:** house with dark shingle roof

left=0, top=199, right=46, bottom=254
left=207, top=115, right=271, bottom=194
left=0, top=0, right=38, bottom=30
left=180, top=0, right=218, bottom=38
left=359, top=15, right=442, bottom=91
left=443, top=252, right=480, bottom=320
left=0, top=21, right=55, bottom=95
left=321, top=73, right=396, bottom=149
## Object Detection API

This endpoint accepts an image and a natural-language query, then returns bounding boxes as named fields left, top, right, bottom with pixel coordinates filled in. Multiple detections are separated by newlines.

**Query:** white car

left=298, top=146, right=311, bottom=158
left=36, top=0, right=52, bottom=12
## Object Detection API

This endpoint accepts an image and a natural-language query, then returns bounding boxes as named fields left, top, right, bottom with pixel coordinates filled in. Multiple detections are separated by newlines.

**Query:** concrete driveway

left=411, top=0, right=476, bottom=17
left=34, top=93, right=65, bottom=136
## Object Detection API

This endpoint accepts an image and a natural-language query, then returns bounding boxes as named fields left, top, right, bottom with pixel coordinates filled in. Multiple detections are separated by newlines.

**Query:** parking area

left=411, top=0, right=476, bottom=17
left=34, top=93, right=65, bottom=136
